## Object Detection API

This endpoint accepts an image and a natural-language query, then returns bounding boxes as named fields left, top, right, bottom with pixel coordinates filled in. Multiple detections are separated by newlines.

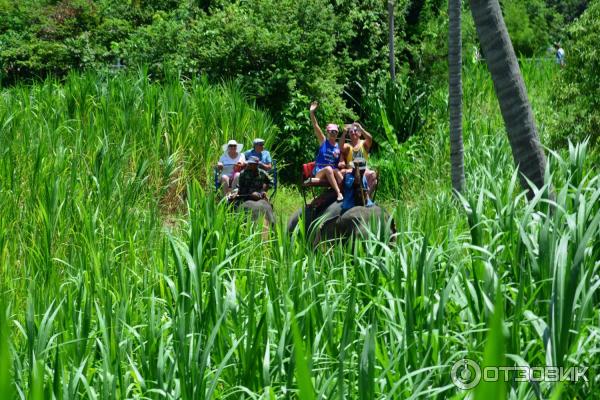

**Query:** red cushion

left=302, top=162, right=315, bottom=180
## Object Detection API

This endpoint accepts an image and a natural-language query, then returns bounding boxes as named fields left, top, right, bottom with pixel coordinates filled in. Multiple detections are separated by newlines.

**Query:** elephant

left=287, top=192, right=394, bottom=244
left=236, top=198, right=275, bottom=225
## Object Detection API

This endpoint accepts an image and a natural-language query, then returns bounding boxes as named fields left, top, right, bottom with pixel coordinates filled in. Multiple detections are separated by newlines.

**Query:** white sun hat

left=222, top=139, right=244, bottom=153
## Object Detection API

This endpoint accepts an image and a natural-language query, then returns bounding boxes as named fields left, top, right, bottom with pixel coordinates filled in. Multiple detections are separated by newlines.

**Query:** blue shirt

left=315, top=140, right=340, bottom=169
left=556, top=48, right=565, bottom=65
left=342, top=173, right=373, bottom=212
left=244, top=149, right=272, bottom=165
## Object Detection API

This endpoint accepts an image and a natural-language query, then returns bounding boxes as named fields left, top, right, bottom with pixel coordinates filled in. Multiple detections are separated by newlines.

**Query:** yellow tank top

left=344, top=140, right=369, bottom=163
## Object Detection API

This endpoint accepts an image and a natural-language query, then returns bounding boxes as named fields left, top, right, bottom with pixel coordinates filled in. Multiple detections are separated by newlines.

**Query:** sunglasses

left=327, top=130, right=339, bottom=135
left=228, top=145, right=237, bottom=148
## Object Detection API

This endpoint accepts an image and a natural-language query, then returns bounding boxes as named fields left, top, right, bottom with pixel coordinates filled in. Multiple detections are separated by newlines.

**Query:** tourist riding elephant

left=287, top=197, right=394, bottom=244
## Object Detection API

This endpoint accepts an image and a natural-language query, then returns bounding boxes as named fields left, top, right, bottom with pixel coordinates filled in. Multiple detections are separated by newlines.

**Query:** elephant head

left=238, top=199, right=275, bottom=224
left=287, top=201, right=394, bottom=244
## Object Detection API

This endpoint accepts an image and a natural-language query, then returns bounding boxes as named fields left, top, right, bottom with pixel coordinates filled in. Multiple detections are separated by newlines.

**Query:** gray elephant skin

left=287, top=200, right=393, bottom=243
left=237, top=199, right=275, bottom=224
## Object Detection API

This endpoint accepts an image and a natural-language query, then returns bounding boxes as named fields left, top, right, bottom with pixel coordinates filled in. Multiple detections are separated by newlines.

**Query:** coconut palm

left=449, top=0, right=465, bottom=193
left=469, top=0, right=547, bottom=197
left=388, top=0, right=396, bottom=80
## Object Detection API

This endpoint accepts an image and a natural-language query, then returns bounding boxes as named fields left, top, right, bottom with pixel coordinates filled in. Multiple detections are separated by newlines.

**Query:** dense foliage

left=546, top=0, right=589, bottom=22
left=1, top=0, right=586, bottom=182
left=500, top=0, right=562, bottom=56
left=550, top=0, right=600, bottom=152
left=0, top=0, right=404, bottom=180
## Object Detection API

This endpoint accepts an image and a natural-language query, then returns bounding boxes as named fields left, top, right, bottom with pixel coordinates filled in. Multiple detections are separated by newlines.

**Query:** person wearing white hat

left=217, top=139, right=246, bottom=195
left=244, top=138, right=272, bottom=171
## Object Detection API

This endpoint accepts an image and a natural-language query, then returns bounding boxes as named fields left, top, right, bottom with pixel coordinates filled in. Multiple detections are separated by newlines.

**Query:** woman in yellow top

left=338, top=122, right=377, bottom=195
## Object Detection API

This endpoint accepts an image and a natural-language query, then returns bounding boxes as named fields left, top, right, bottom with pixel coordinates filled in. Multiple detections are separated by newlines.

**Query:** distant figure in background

left=472, top=45, right=482, bottom=64
left=217, top=139, right=245, bottom=195
left=244, top=138, right=272, bottom=171
left=555, top=42, right=565, bottom=67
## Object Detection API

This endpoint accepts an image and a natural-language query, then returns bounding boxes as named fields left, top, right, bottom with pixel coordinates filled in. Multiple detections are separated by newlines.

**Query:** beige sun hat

left=222, top=139, right=244, bottom=153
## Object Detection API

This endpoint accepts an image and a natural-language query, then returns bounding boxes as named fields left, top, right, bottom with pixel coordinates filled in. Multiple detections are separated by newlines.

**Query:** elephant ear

left=320, top=201, right=343, bottom=224
left=287, top=203, right=342, bottom=241
left=240, top=199, right=275, bottom=224
left=308, top=202, right=343, bottom=243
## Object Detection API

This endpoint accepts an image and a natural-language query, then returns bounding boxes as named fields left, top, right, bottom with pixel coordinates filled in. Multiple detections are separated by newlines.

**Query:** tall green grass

left=0, top=62, right=598, bottom=399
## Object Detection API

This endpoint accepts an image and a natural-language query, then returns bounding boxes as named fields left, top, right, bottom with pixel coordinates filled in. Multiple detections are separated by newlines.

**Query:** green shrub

left=0, top=0, right=413, bottom=181
left=355, top=77, right=429, bottom=151
left=501, top=0, right=561, bottom=56
left=550, top=0, right=600, bottom=151
left=546, top=0, right=589, bottom=22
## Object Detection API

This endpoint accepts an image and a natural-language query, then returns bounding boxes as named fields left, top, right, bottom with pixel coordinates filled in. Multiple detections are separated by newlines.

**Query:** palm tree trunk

left=404, top=0, right=428, bottom=69
left=388, top=0, right=396, bottom=80
left=449, top=0, right=465, bottom=193
left=469, top=0, right=547, bottom=197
